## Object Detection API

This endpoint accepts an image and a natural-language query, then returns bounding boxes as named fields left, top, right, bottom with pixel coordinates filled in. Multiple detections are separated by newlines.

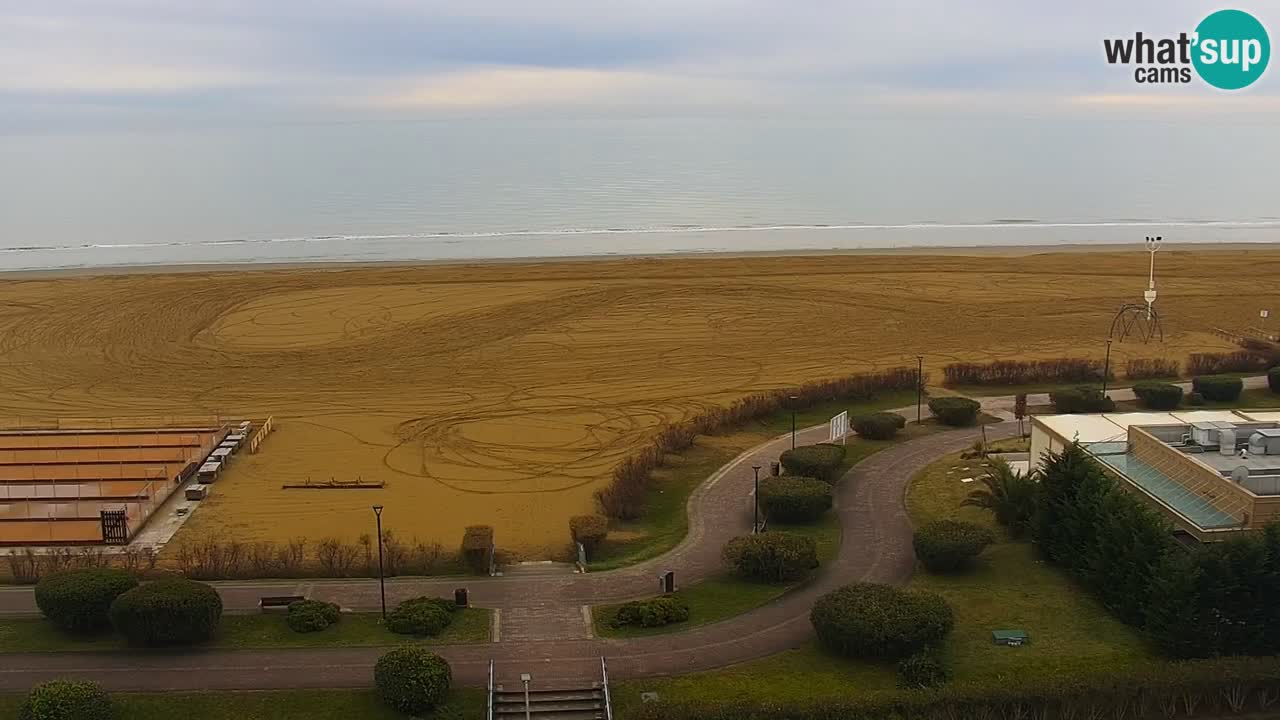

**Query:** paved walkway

left=0, top=411, right=1015, bottom=691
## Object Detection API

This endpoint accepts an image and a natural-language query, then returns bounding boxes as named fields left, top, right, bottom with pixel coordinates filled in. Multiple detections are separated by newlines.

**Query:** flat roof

left=1172, top=410, right=1249, bottom=424
left=1037, top=409, right=1280, bottom=443
left=1036, top=414, right=1132, bottom=443
left=1238, top=411, right=1280, bottom=422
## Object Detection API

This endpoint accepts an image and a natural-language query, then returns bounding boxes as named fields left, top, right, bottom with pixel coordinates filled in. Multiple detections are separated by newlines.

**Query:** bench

left=259, top=595, right=306, bottom=612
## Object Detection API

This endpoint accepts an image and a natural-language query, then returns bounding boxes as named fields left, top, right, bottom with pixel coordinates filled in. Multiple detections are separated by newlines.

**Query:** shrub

left=942, top=358, right=1105, bottom=386
left=286, top=599, right=341, bottom=633
left=1048, top=386, right=1115, bottom=413
left=612, top=596, right=690, bottom=628
left=374, top=647, right=452, bottom=715
left=108, top=578, right=222, bottom=647
left=913, top=520, right=995, bottom=573
left=569, top=515, right=608, bottom=557
left=1187, top=351, right=1268, bottom=376
left=928, top=397, right=980, bottom=426
left=1131, top=381, right=1184, bottom=410
left=851, top=412, right=902, bottom=440
left=1271, top=366, right=1280, bottom=393
left=722, top=532, right=818, bottom=582
left=758, top=477, right=832, bottom=523
left=387, top=596, right=456, bottom=637
left=779, top=443, right=845, bottom=481
left=460, top=525, right=494, bottom=574
left=1125, top=357, right=1180, bottom=380
left=960, top=458, right=1036, bottom=538
left=1186, top=391, right=1205, bottom=406
left=18, top=680, right=112, bottom=720
left=1192, top=374, right=1243, bottom=402
left=34, top=568, right=137, bottom=633
left=811, top=583, right=954, bottom=660
left=897, top=650, right=948, bottom=689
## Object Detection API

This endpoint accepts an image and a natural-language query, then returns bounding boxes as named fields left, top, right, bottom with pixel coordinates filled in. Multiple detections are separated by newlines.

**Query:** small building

left=1031, top=409, right=1280, bottom=542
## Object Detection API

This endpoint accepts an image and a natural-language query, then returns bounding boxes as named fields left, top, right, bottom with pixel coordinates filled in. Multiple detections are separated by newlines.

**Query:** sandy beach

left=0, top=247, right=1273, bottom=557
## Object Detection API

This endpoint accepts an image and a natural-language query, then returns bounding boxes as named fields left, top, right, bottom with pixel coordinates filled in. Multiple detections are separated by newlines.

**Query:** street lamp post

left=1102, top=338, right=1113, bottom=397
left=916, top=355, right=924, bottom=424
left=752, top=465, right=761, bottom=533
left=372, top=505, right=386, bottom=620
left=789, top=395, right=798, bottom=450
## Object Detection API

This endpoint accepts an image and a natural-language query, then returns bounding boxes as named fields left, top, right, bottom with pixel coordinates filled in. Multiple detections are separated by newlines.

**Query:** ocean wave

left=3, top=219, right=1280, bottom=255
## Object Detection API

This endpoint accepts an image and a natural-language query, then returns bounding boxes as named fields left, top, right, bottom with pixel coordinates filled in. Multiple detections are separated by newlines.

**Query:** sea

left=1, top=114, right=1278, bottom=272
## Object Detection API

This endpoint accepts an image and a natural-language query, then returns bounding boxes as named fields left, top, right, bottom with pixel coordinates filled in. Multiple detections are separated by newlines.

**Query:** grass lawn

left=587, top=391, right=917, bottom=572
left=0, top=607, right=491, bottom=653
left=592, top=516, right=840, bottom=638
left=612, top=449, right=1155, bottom=713
left=0, top=688, right=484, bottom=720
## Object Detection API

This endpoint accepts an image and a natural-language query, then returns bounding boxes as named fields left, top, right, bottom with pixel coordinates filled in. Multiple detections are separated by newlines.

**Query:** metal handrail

left=486, top=659, right=495, bottom=720
left=600, top=656, right=613, bottom=720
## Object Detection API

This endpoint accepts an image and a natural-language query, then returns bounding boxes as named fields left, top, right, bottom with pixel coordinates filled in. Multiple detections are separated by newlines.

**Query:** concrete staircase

left=493, top=684, right=607, bottom=719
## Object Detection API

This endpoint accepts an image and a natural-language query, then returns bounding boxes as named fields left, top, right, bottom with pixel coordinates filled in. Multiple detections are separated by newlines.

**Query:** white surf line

left=491, top=608, right=501, bottom=643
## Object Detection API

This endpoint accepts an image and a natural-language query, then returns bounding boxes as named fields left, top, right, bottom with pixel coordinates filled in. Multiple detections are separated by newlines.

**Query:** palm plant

left=961, top=457, right=1037, bottom=538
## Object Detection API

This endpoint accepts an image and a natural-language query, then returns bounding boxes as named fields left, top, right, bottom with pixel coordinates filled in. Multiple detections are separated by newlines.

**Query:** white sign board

left=829, top=411, right=849, bottom=444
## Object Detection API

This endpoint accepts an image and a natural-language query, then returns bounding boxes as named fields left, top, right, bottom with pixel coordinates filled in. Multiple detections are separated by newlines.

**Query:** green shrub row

left=1132, top=381, right=1183, bottom=409
left=387, top=596, right=457, bottom=637
left=1192, top=374, right=1243, bottom=402
left=1048, top=386, right=1114, bottom=413
left=758, top=477, right=832, bottom=523
left=612, top=596, right=690, bottom=628
left=722, top=532, right=819, bottom=582
left=851, top=412, right=903, bottom=440
left=810, top=583, right=953, bottom=661
left=926, top=397, right=979, bottom=426
left=109, top=578, right=222, bottom=647
left=779, top=443, right=846, bottom=481
left=941, top=358, right=1106, bottom=386
left=33, top=568, right=137, bottom=632
left=374, top=646, right=451, bottom=716
left=286, top=599, right=341, bottom=633
left=912, top=520, right=994, bottom=573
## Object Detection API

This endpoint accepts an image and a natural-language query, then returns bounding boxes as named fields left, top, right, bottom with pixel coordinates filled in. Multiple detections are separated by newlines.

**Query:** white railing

left=600, top=656, right=613, bottom=720
left=486, top=659, right=495, bottom=720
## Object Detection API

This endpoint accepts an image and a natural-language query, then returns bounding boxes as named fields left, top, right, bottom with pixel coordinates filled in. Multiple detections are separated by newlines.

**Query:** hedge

left=758, top=477, right=832, bottom=523
left=629, top=656, right=1280, bottom=720
left=108, top=578, right=222, bottom=647
left=1192, top=374, right=1244, bottom=402
left=612, top=596, right=690, bottom=628
left=927, top=397, right=979, bottom=426
left=722, top=532, right=819, bottom=582
left=941, top=358, right=1105, bottom=386
left=387, top=596, right=456, bottom=637
left=569, top=515, right=608, bottom=557
left=374, top=647, right=452, bottom=715
left=18, top=680, right=112, bottom=720
left=33, top=568, right=137, bottom=633
left=1125, top=357, right=1180, bottom=380
left=1187, top=351, right=1268, bottom=375
left=851, top=412, right=902, bottom=440
left=1271, top=366, right=1280, bottom=393
left=461, top=525, right=494, bottom=574
left=912, top=520, right=994, bottom=573
left=286, top=599, right=341, bottom=633
left=1048, top=386, right=1115, bottom=414
left=779, top=443, right=846, bottom=481
left=1131, top=381, right=1183, bottom=410
left=810, top=583, right=953, bottom=660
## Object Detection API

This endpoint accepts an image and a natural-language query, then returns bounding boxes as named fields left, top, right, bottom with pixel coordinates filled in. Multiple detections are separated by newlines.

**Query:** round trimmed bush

left=286, top=599, right=341, bottom=633
left=1193, top=374, right=1244, bottom=402
left=758, top=477, right=832, bottom=523
left=779, top=443, right=846, bottom=481
left=1132, top=381, right=1184, bottom=410
left=927, top=397, right=980, bottom=426
left=810, top=582, right=954, bottom=660
left=1048, top=387, right=1115, bottom=414
left=569, top=514, right=609, bottom=557
left=18, top=680, right=112, bottom=720
left=897, top=651, right=948, bottom=689
left=913, top=520, right=995, bottom=573
left=612, top=596, right=689, bottom=628
left=374, top=646, right=452, bottom=715
left=108, top=578, right=221, bottom=647
left=722, top=532, right=819, bottom=582
left=852, top=412, right=903, bottom=440
left=34, top=568, right=137, bottom=633
left=387, top=596, right=455, bottom=637
left=1270, top=366, right=1280, bottom=394
left=1186, top=391, right=1206, bottom=406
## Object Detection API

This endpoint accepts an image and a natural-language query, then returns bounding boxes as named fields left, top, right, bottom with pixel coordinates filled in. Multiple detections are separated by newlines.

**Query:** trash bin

left=454, top=587, right=468, bottom=608
left=770, top=461, right=780, bottom=476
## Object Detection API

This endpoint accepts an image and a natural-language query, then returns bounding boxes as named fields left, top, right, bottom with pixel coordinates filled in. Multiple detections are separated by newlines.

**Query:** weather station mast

left=1101, top=237, right=1164, bottom=396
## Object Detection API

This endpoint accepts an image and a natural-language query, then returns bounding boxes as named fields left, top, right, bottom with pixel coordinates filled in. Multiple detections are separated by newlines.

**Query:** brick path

left=0, top=416, right=1015, bottom=691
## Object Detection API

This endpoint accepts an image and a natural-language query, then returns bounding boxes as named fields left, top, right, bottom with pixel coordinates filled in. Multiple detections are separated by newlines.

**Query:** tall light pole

left=372, top=505, right=386, bottom=620
left=752, top=465, right=761, bottom=533
left=1101, top=338, right=1113, bottom=397
left=789, top=395, right=798, bottom=449
left=916, top=355, right=924, bottom=424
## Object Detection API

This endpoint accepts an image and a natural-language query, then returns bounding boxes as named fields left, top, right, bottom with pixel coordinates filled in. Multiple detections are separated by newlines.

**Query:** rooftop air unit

left=1219, top=427, right=1238, bottom=456
left=1191, top=422, right=1218, bottom=446
left=1256, top=428, right=1280, bottom=455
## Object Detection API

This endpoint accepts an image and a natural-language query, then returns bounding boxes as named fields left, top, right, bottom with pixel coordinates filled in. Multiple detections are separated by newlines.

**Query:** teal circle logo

left=1192, top=9, right=1270, bottom=89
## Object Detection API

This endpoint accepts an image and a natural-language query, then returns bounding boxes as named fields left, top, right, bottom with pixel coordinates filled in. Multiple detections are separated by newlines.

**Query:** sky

left=3, top=0, right=1280, bottom=133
